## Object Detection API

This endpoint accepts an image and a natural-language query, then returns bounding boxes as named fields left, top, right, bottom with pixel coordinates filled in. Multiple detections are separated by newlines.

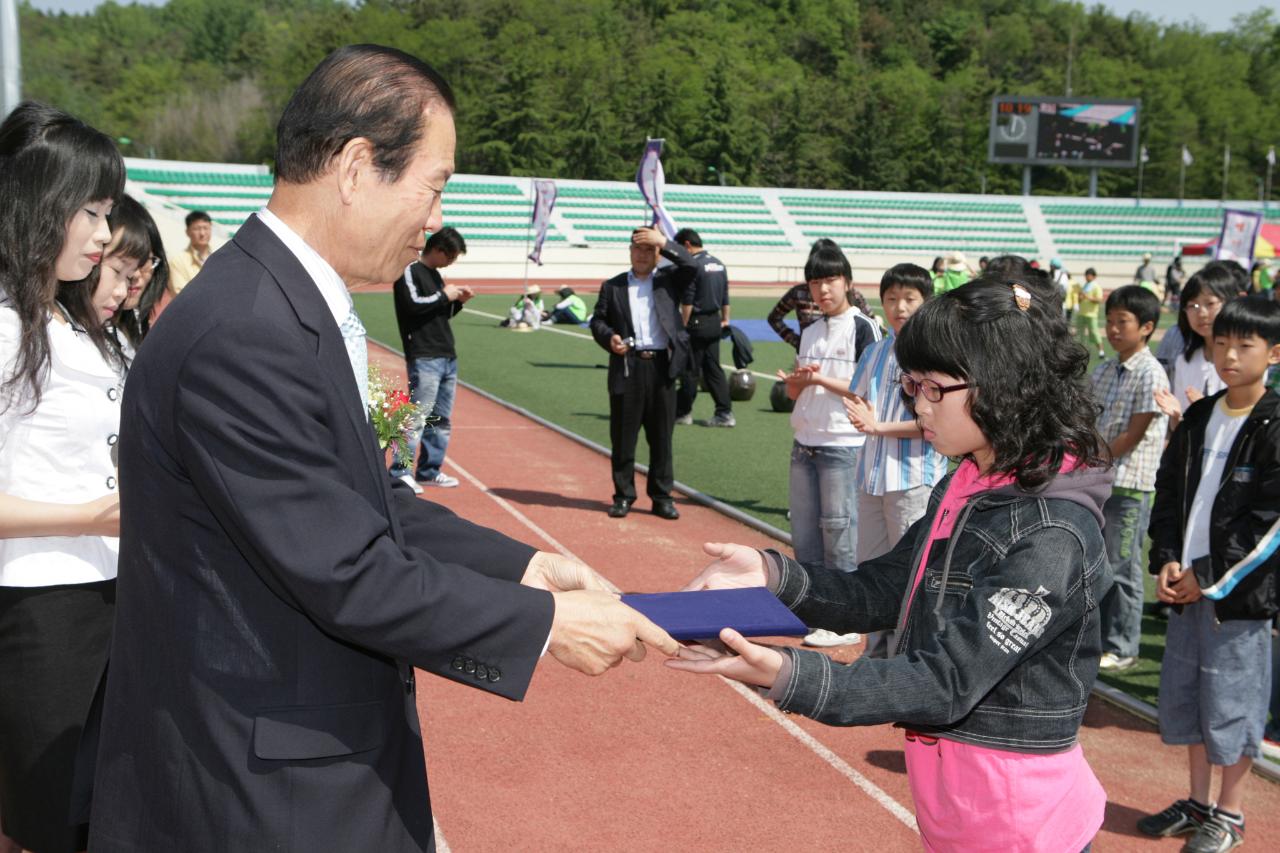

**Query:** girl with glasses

left=1156, top=264, right=1240, bottom=425
left=674, top=275, right=1114, bottom=851
left=109, top=195, right=172, bottom=349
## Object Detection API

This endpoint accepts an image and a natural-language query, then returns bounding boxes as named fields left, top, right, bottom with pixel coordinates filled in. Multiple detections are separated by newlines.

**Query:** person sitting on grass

left=775, top=241, right=880, bottom=647
left=547, top=286, right=587, bottom=324
left=1138, top=296, right=1280, bottom=852
left=500, top=284, right=544, bottom=328
left=1090, top=286, right=1168, bottom=673
left=842, top=262, right=946, bottom=659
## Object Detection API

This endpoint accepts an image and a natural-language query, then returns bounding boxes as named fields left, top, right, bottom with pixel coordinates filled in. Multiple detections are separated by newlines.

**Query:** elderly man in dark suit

left=590, top=227, right=695, bottom=520
left=89, top=45, right=678, bottom=853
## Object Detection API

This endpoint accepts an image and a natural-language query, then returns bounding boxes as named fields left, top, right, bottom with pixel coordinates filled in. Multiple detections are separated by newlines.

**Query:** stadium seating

left=124, top=157, right=1274, bottom=279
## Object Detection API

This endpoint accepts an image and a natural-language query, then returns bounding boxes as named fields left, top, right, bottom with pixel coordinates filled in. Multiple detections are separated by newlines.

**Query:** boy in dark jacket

left=1139, top=297, right=1280, bottom=852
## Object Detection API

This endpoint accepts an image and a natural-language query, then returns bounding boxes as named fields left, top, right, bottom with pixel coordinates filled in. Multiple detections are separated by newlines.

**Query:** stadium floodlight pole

left=1221, top=144, right=1230, bottom=202
left=1267, top=146, right=1275, bottom=212
left=1, top=0, right=20, bottom=118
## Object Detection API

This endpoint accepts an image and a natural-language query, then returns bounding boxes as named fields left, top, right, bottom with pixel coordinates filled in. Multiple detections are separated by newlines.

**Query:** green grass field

left=355, top=290, right=1178, bottom=706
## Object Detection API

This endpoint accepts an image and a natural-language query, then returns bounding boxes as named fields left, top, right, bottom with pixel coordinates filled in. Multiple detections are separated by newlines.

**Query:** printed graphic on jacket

left=985, top=586, right=1053, bottom=655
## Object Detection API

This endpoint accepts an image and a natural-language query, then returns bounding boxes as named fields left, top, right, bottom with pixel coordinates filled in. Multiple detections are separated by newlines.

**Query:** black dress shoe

left=652, top=501, right=679, bottom=520
left=607, top=499, right=632, bottom=518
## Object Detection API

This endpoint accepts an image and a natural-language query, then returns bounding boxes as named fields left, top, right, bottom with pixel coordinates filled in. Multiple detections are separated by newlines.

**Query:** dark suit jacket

left=90, top=215, right=554, bottom=853
left=589, top=241, right=696, bottom=395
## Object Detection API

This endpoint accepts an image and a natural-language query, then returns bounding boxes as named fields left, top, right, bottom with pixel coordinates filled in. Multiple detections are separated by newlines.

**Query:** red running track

left=367, top=344, right=1280, bottom=852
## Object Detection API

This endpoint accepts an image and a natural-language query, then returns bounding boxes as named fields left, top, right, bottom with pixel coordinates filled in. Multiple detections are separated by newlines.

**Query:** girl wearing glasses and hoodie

left=672, top=274, right=1114, bottom=852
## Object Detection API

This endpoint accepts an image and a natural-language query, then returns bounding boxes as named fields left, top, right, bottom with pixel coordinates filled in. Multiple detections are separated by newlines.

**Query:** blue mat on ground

left=730, top=319, right=787, bottom=343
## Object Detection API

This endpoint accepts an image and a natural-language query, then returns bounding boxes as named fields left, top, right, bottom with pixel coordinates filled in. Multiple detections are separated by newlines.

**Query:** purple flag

left=527, top=179, right=557, bottom=266
left=636, top=139, right=678, bottom=239
left=1215, top=209, right=1263, bottom=267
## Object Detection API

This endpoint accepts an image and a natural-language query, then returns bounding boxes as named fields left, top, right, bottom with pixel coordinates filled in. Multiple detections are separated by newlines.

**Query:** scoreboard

left=988, top=96, right=1140, bottom=168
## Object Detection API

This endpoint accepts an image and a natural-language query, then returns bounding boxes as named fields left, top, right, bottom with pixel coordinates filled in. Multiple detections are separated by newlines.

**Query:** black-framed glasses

left=900, top=374, right=971, bottom=403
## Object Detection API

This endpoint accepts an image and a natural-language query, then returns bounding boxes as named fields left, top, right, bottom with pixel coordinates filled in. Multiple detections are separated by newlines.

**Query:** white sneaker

left=803, top=628, right=862, bottom=647
left=421, top=472, right=459, bottom=488
left=1098, top=652, right=1137, bottom=671
left=398, top=474, right=424, bottom=495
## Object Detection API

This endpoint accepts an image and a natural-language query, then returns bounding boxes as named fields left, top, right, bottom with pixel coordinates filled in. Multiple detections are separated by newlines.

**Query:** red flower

left=387, top=390, right=411, bottom=413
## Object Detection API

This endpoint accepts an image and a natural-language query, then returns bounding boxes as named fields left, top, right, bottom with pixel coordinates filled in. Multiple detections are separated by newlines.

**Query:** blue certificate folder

left=621, top=588, right=808, bottom=641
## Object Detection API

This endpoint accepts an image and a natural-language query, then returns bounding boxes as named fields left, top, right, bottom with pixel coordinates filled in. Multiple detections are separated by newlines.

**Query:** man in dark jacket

left=390, top=226, right=471, bottom=492
left=673, top=228, right=734, bottom=427
left=590, top=226, right=695, bottom=519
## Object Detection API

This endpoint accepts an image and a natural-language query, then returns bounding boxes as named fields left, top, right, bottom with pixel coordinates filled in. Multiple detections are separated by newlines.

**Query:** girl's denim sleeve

left=770, top=512, right=928, bottom=636
left=773, top=524, right=1093, bottom=728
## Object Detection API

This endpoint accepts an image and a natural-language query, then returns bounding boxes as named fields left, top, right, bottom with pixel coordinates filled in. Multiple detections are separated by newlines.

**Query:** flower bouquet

left=368, top=365, right=427, bottom=463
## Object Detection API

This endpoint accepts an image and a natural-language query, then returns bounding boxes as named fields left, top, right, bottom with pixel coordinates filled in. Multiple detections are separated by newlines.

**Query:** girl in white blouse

left=0, top=102, right=125, bottom=853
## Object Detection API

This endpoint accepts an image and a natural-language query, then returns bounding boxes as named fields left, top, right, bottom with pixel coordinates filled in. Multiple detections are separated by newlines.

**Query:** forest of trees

left=18, top=0, right=1280, bottom=199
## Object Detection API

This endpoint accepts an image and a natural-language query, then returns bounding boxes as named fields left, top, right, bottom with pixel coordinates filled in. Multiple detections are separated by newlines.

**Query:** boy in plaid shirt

left=1091, top=285, right=1169, bottom=671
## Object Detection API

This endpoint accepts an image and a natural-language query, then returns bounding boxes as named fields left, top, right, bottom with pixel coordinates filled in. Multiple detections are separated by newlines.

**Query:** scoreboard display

left=988, top=96, right=1140, bottom=168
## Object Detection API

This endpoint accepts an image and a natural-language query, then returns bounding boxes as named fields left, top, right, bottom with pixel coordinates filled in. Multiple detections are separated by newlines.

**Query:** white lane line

left=440, top=454, right=918, bottom=835
left=462, top=307, right=779, bottom=381
left=722, top=679, right=918, bottom=831
left=433, top=817, right=451, bottom=853
left=444, top=458, right=583, bottom=564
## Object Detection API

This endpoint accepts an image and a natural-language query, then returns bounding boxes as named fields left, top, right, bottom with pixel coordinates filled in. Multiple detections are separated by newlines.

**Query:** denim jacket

left=766, top=465, right=1113, bottom=753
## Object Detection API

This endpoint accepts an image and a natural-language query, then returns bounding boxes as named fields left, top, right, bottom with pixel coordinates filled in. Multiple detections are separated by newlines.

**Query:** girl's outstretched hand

left=665, top=628, right=785, bottom=689
left=1153, top=387, right=1182, bottom=423
left=681, top=542, right=768, bottom=591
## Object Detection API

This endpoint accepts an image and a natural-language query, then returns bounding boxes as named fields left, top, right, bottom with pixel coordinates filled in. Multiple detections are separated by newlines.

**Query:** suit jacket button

left=475, top=664, right=488, bottom=680
left=488, top=667, right=501, bottom=683
left=463, top=659, right=475, bottom=674
left=451, top=656, right=464, bottom=671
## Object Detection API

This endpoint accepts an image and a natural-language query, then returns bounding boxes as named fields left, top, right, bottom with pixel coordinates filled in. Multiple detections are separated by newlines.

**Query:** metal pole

left=1088, top=168, right=1098, bottom=198
left=1137, top=156, right=1145, bottom=205
left=1221, top=144, right=1230, bottom=202
left=1267, top=156, right=1273, bottom=212
left=1022, top=165, right=1031, bottom=196
left=1, top=0, right=20, bottom=118
left=520, top=178, right=534, bottom=295
left=1179, top=157, right=1186, bottom=208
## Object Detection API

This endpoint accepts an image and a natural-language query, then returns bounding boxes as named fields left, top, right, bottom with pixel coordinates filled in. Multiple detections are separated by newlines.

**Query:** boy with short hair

left=843, top=263, right=946, bottom=658
left=1139, top=296, right=1280, bottom=852
left=1076, top=267, right=1106, bottom=359
left=1091, top=285, right=1169, bottom=672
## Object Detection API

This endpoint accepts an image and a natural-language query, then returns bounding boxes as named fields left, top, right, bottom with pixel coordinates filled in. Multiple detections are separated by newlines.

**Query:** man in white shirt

left=589, top=227, right=696, bottom=519
left=92, top=45, right=678, bottom=853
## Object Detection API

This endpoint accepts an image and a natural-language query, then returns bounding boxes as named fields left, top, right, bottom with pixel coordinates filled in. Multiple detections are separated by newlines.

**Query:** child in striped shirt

left=844, top=263, right=947, bottom=658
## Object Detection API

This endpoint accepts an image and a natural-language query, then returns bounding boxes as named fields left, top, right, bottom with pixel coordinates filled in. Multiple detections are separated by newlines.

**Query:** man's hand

left=521, top=551, right=619, bottom=594
left=631, top=226, right=667, bottom=249
left=843, top=395, right=878, bottom=435
left=455, top=285, right=475, bottom=304
left=443, top=283, right=466, bottom=302
left=681, top=542, right=768, bottom=592
left=664, top=628, right=785, bottom=689
left=609, top=334, right=630, bottom=355
left=548, top=591, right=680, bottom=675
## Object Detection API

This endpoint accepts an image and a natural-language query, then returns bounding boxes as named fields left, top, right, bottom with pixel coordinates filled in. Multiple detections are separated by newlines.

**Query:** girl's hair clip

left=1010, top=283, right=1031, bottom=311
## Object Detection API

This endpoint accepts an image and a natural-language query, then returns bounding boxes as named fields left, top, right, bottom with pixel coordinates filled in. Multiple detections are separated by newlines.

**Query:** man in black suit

left=90, top=45, right=677, bottom=853
left=590, top=227, right=695, bottom=520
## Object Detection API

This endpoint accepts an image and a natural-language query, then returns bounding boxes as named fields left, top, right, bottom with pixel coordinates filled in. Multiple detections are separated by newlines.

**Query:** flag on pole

left=1215, top=208, right=1263, bottom=267
left=1268, top=146, right=1276, bottom=167
left=1182, top=145, right=1193, bottom=166
left=526, top=179, right=557, bottom=266
left=1140, top=145, right=1149, bottom=164
left=636, top=138, right=678, bottom=239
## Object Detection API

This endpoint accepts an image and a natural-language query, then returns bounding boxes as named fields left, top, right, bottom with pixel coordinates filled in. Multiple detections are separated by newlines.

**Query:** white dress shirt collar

left=626, top=269, right=667, bottom=350
left=255, top=208, right=352, bottom=326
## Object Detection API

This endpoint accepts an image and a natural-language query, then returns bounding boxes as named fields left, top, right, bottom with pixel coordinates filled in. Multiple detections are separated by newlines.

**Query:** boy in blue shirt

left=844, top=263, right=947, bottom=658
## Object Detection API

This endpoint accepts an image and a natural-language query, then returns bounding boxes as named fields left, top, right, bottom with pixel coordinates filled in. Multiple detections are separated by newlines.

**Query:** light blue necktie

left=339, top=308, right=369, bottom=416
